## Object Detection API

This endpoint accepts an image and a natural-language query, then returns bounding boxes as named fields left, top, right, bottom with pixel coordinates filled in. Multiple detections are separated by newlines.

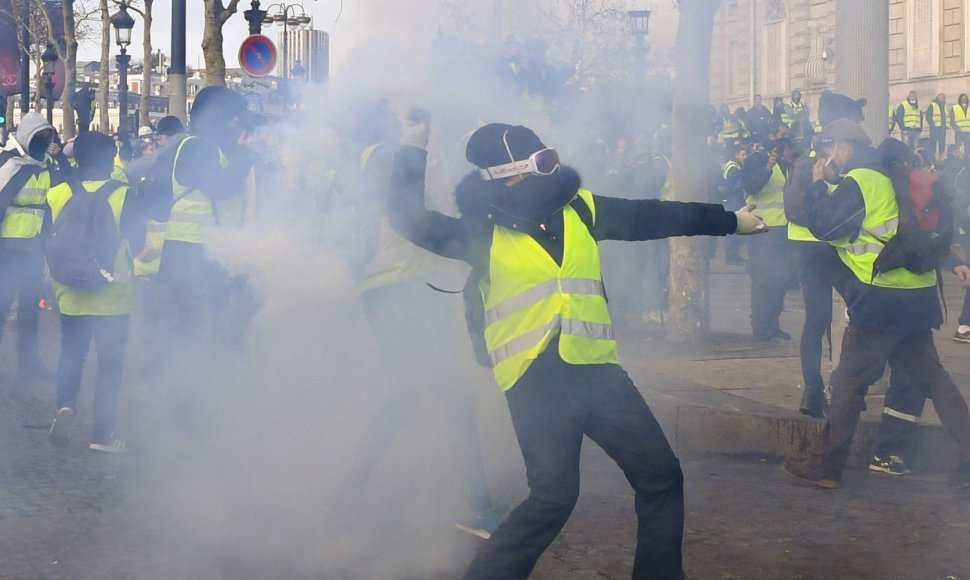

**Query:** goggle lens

left=532, top=149, right=560, bottom=175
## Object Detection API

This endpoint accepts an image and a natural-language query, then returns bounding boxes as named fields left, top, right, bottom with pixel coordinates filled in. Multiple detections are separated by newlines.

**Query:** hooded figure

left=0, top=112, right=57, bottom=381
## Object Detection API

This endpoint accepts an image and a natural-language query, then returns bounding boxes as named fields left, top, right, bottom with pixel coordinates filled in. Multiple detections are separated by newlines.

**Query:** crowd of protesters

left=4, top=29, right=970, bottom=578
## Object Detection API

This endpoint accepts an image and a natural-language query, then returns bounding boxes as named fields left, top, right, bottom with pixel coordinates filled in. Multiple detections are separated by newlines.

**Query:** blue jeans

left=463, top=342, right=685, bottom=580
left=57, top=314, right=130, bottom=442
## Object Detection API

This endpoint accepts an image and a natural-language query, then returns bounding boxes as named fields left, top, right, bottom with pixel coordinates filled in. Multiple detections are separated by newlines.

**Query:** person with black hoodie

left=388, top=120, right=767, bottom=580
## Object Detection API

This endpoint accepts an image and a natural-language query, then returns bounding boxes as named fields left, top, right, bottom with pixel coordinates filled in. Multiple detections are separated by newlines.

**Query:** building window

left=908, top=0, right=939, bottom=78
left=761, top=0, right=788, bottom=97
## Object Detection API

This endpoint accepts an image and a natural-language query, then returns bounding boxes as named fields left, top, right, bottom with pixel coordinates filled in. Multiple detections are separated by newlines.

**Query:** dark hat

left=73, top=131, right=116, bottom=169
left=156, top=115, right=185, bottom=137
left=190, top=86, right=246, bottom=137
left=466, top=123, right=547, bottom=169
left=817, top=119, right=872, bottom=147
left=818, top=90, right=867, bottom=126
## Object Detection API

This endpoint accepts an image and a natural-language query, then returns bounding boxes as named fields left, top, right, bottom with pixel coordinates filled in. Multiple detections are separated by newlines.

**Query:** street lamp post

left=628, top=9, right=651, bottom=74
left=110, top=2, right=135, bottom=135
left=41, top=43, right=58, bottom=125
left=264, top=2, right=310, bottom=111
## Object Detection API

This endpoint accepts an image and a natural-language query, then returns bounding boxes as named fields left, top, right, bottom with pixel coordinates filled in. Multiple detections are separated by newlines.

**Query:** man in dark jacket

left=783, top=120, right=970, bottom=489
left=783, top=91, right=865, bottom=417
left=388, top=120, right=767, bottom=580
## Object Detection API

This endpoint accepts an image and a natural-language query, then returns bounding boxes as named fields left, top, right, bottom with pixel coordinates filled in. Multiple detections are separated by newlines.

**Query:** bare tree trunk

left=60, top=0, right=78, bottom=139
left=98, top=0, right=109, bottom=131
left=202, top=0, right=240, bottom=87
left=139, top=0, right=153, bottom=127
left=667, top=0, right=721, bottom=343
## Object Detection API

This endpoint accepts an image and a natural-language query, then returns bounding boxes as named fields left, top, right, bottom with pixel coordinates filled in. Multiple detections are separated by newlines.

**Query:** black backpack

left=872, top=169, right=953, bottom=278
left=45, top=179, right=124, bottom=290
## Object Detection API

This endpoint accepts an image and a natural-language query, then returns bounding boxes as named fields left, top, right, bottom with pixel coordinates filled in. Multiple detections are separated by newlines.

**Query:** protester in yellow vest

left=896, top=90, right=923, bottom=150
left=951, top=93, right=970, bottom=153
left=388, top=120, right=767, bottom=579
left=157, top=86, right=250, bottom=355
left=925, top=93, right=948, bottom=161
left=336, top=104, right=499, bottom=540
left=742, top=118, right=796, bottom=340
left=784, top=120, right=970, bottom=489
left=0, top=112, right=56, bottom=381
left=46, top=131, right=140, bottom=453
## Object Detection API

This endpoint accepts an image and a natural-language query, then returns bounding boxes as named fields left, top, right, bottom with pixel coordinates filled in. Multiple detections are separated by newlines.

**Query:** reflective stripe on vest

left=1, top=169, right=50, bottom=239
left=745, top=163, right=788, bottom=226
left=902, top=101, right=921, bottom=129
left=483, top=189, right=618, bottom=390
left=834, top=168, right=937, bottom=289
left=721, top=117, right=739, bottom=139
left=954, top=105, right=970, bottom=133
left=723, top=160, right=740, bottom=181
left=165, top=136, right=215, bottom=244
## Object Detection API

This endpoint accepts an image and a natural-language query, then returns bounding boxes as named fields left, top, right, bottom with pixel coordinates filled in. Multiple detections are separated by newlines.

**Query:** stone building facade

left=711, top=0, right=970, bottom=124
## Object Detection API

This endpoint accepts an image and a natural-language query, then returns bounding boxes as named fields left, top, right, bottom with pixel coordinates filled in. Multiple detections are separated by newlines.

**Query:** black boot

left=799, top=385, right=828, bottom=418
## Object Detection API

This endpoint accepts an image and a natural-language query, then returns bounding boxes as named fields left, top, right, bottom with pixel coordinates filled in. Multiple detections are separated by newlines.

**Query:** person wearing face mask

left=896, top=90, right=923, bottom=150
left=742, top=118, right=796, bottom=341
left=783, top=120, right=970, bottom=489
left=950, top=93, right=970, bottom=154
left=784, top=91, right=865, bottom=418
left=0, top=112, right=57, bottom=381
left=388, top=120, right=767, bottom=580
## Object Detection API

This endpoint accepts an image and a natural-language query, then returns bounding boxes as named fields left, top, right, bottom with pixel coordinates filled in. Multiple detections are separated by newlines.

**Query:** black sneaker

left=869, top=454, right=910, bottom=476
left=49, top=407, right=74, bottom=447
left=799, top=386, right=829, bottom=419
left=948, top=463, right=970, bottom=489
left=782, top=459, right=840, bottom=489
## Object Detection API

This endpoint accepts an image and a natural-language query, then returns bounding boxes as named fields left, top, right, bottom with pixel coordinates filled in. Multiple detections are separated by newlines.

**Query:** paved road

left=2, top=256, right=969, bottom=579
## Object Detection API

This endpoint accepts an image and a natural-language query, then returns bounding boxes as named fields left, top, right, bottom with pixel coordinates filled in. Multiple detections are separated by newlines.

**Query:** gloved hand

left=401, top=107, right=431, bottom=150
left=735, top=204, right=768, bottom=235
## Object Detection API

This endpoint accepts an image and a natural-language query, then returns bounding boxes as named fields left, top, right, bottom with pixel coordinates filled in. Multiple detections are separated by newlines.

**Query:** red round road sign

left=239, top=34, right=277, bottom=77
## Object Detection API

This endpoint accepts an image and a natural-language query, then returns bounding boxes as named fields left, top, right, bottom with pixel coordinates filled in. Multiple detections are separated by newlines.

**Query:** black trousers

left=57, top=314, right=130, bottom=442
left=747, top=228, right=795, bottom=339
left=928, top=129, right=947, bottom=158
left=796, top=243, right=840, bottom=390
left=463, top=344, right=685, bottom=580
left=874, top=360, right=928, bottom=459
left=808, top=326, right=970, bottom=478
left=0, top=244, right=46, bottom=369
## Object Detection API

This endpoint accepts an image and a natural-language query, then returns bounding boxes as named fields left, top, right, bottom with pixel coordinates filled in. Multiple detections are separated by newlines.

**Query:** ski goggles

left=479, top=129, right=560, bottom=180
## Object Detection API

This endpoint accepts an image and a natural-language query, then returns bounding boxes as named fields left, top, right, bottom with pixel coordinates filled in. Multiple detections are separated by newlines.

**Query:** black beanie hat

left=466, top=123, right=547, bottom=169
left=74, top=131, right=116, bottom=170
left=156, top=115, right=185, bottom=137
left=818, top=90, right=867, bottom=126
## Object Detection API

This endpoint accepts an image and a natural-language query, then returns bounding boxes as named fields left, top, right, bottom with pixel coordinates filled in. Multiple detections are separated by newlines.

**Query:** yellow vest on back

left=46, top=180, right=134, bottom=316
left=834, top=168, right=937, bottom=289
left=746, top=162, right=788, bottom=226
left=483, top=190, right=618, bottom=391
left=1, top=169, right=50, bottom=239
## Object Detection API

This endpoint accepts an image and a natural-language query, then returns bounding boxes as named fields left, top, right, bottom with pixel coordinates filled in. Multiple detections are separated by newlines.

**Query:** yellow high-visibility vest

left=46, top=180, right=134, bottom=316
left=0, top=168, right=50, bottom=239
left=745, top=163, right=788, bottom=226
left=483, top=189, right=617, bottom=390
left=953, top=105, right=970, bottom=133
left=929, top=102, right=945, bottom=128
left=834, top=168, right=936, bottom=289
left=164, top=136, right=218, bottom=244
left=901, top=101, right=922, bottom=129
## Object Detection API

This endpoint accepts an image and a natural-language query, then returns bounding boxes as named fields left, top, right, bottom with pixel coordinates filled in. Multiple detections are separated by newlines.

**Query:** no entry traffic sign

left=239, top=35, right=277, bottom=77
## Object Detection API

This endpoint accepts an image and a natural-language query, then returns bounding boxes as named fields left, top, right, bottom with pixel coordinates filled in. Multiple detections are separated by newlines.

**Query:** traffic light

left=0, top=93, right=6, bottom=127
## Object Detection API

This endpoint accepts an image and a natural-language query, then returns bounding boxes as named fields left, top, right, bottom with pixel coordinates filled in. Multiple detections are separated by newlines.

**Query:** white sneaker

left=89, top=434, right=127, bottom=453
left=49, top=407, right=74, bottom=447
